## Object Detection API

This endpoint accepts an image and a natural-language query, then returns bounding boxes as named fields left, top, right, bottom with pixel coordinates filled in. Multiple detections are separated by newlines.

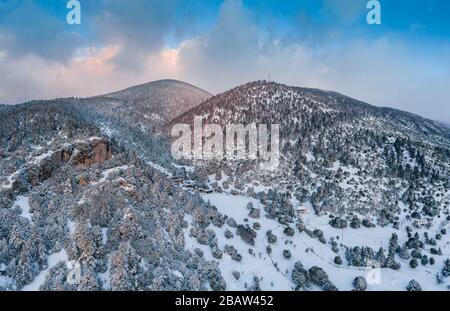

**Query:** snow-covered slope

left=168, top=81, right=450, bottom=291
left=1, top=81, right=449, bottom=291
left=98, top=79, right=212, bottom=127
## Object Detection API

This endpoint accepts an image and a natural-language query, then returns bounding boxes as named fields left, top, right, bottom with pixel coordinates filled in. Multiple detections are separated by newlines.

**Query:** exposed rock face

left=72, top=138, right=112, bottom=167
left=28, top=146, right=74, bottom=186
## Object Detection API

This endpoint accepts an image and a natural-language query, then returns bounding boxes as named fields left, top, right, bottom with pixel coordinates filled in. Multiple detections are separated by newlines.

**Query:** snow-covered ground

left=94, top=165, right=131, bottom=184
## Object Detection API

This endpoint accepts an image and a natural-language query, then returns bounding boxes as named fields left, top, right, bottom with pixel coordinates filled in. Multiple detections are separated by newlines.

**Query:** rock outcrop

left=72, top=138, right=112, bottom=167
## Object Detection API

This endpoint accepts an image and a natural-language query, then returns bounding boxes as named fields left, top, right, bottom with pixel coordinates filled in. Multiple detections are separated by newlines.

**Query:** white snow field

left=183, top=192, right=450, bottom=291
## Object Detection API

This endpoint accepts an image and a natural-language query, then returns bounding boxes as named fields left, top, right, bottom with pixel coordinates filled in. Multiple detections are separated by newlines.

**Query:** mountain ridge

left=174, top=81, right=448, bottom=131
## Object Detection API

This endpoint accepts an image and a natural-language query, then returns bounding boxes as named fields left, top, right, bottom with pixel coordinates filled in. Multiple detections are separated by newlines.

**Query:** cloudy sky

left=0, top=0, right=449, bottom=122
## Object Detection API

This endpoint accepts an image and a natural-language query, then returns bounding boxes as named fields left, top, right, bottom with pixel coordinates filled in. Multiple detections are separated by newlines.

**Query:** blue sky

left=0, top=0, right=449, bottom=122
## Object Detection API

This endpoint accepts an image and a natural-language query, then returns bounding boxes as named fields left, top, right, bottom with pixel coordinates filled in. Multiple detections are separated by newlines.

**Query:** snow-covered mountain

left=168, top=81, right=450, bottom=290
left=0, top=100, right=226, bottom=291
left=439, top=121, right=450, bottom=130
left=1, top=80, right=450, bottom=291
left=97, top=79, right=212, bottom=128
left=170, top=81, right=450, bottom=216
